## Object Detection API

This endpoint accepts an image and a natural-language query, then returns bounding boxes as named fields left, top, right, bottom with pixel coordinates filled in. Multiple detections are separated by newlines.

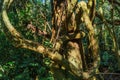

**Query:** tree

left=1, top=0, right=120, bottom=80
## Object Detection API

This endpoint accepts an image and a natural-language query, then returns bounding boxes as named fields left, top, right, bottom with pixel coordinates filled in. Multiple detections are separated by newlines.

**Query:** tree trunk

left=2, top=0, right=100, bottom=79
left=50, top=0, right=100, bottom=79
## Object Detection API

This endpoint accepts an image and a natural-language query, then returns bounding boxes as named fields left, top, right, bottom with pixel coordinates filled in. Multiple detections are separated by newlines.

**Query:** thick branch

left=2, top=0, right=64, bottom=63
left=76, top=1, right=100, bottom=79
left=2, top=0, right=78, bottom=73
left=87, top=0, right=96, bottom=21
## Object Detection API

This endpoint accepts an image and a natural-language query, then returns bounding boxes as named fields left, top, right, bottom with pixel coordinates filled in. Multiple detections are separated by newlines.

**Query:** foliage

left=0, top=0, right=120, bottom=79
left=0, top=31, right=53, bottom=80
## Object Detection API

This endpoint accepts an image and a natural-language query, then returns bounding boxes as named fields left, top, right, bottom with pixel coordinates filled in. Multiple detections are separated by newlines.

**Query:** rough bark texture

left=2, top=0, right=100, bottom=79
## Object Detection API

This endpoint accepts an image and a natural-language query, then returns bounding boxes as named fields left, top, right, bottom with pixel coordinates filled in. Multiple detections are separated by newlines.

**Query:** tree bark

left=2, top=0, right=100, bottom=79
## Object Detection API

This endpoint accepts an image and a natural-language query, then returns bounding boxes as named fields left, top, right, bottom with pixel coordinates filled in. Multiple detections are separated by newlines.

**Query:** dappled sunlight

left=1, top=0, right=120, bottom=80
